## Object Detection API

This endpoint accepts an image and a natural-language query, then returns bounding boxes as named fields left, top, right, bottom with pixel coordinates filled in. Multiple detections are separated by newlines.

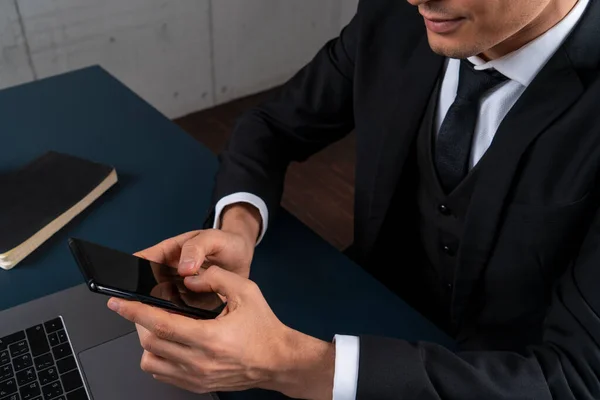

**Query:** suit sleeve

left=205, top=13, right=359, bottom=228
left=357, top=209, right=600, bottom=399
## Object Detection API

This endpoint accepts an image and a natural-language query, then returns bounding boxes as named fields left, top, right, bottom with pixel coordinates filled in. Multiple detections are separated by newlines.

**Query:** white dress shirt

left=214, top=0, right=589, bottom=398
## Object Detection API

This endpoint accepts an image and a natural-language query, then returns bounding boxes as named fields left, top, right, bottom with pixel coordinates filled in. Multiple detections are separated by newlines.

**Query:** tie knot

left=456, top=59, right=508, bottom=102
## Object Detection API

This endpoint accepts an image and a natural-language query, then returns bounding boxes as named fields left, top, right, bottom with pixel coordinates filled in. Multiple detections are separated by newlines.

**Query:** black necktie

left=434, top=60, right=508, bottom=193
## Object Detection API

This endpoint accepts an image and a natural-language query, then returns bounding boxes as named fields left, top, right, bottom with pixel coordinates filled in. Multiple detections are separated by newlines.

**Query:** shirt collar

left=466, top=0, right=589, bottom=87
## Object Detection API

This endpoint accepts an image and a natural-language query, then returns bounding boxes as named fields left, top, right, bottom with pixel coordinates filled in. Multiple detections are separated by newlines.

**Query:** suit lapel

left=364, top=35, right=444, bottom=251
left=452, top=48, right=584, bottom=325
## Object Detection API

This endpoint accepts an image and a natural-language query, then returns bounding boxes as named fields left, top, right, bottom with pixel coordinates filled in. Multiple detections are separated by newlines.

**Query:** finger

left=179, top=291, right=225, bottom=312
left=135, top=231, right=202, bottom=266
left=178, top=230, right=224, bottom=276
left=184, top=266, right=255, bottom=300
left=136, top=324, right=191, bottom=363
left=108, top=297, right=212, bottom=345
left=140, top=351, right=183, bottom=377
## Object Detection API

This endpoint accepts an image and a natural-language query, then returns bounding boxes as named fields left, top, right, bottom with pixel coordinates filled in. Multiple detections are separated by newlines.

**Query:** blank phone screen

left=74, top=239, right=225, bottom=314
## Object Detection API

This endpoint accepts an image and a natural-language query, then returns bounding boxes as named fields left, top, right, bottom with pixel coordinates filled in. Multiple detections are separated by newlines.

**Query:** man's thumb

left=184, top=266, right=247, bottom=299
left=178, top=237, right=212, bottom=276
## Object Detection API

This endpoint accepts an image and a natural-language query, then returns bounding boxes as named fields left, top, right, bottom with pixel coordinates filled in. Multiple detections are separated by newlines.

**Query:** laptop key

left=0, top=364, right=13, bottom=381
left=37, top=368, right=58, bottom=386
left=55, top=332, right=67, bottom=346
left=65, top=388, right=87, bottom=400
left=55, top=358, right=75, bottom=375
left=41, top=381, right=62, bottom=400
left=59, top=370, right=82, bottom=393
left=12, top=354, right=32, bottom=372
left=1, top=393, right=20, bottom=400
left=9, top=341, right=29, bottom=358
left=0, top=332, right=25, bottom=352
left=25, top=326, right=49, bottom=358
left=50, top=345, right=71, bottom=362
left=42, top=320, right=62, bottom=336
left=34, top=354, right=53, bottom=372
left=46, top=335, right=58, bottom=349
left=0, top=378, right=17, bottom=397
left=19, top=382, right=40, bottom=400
left=0, top=350, right=9, bottom=366
left=16, top=367, right=36, bottom=386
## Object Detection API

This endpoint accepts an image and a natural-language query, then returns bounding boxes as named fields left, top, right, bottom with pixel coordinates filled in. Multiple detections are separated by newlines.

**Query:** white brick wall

left=0, top=0, right=359, bottom=119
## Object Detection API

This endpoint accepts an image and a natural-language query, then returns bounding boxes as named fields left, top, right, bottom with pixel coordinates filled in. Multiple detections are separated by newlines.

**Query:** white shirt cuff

left=213, top=192, right=269, bottom=245
left=332, top=335, right=359, bottom=400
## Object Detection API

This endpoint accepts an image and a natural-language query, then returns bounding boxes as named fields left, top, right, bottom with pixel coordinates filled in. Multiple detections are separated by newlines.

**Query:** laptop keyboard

left=0, top=317, right=88, bottom=400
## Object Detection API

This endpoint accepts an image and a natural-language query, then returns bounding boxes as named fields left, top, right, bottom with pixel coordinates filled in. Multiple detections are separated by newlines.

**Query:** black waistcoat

left=370, top=81, right=483, bottom=333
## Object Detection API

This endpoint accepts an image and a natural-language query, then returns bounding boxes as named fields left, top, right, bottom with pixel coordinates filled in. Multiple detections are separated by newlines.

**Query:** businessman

left=108, top=0, right=600, bottom=398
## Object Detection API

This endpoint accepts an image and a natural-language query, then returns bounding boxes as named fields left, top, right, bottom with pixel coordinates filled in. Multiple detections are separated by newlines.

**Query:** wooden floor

left=175, top=88, right=356, bottom=250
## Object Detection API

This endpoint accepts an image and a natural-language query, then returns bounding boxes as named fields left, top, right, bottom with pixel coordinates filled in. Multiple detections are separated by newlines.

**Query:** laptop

left=0, top=284, right=219, bottom=400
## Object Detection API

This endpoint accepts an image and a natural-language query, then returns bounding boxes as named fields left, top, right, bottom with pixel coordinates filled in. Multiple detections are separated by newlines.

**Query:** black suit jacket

left=209, top=0, right=600, bottom=398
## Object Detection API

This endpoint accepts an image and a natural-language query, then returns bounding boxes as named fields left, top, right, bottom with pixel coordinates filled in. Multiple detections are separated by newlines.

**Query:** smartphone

left=68, top=237, right=226, bottom=319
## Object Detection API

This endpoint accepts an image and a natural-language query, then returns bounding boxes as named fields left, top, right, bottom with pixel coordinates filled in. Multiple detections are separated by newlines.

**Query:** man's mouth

left=421, top=13, right=466, bottom=34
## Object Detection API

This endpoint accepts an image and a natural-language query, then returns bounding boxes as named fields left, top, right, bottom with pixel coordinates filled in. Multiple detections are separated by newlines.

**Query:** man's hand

left=136, top=202, right=261, bottom=279
left=107, top=267, right=335, bottom=400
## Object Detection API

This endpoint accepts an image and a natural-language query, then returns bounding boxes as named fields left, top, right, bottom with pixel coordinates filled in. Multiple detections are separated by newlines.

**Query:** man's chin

left=426, top=36, right=480, bottom=59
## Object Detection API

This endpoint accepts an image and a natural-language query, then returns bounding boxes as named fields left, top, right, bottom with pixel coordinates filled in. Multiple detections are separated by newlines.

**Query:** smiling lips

left=422, top=13, right=466, bottom=34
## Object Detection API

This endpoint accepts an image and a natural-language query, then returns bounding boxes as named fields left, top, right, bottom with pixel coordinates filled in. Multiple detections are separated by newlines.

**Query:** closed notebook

left=0, top=151, right=118, bottom=270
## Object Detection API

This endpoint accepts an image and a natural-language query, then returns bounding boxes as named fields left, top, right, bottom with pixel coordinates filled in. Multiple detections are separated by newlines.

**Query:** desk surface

left=0, top=67, right=453, bottom=399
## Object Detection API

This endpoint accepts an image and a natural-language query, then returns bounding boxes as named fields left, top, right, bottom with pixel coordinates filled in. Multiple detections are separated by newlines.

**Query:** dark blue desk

left=0, top=67, right=453, bottom=398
